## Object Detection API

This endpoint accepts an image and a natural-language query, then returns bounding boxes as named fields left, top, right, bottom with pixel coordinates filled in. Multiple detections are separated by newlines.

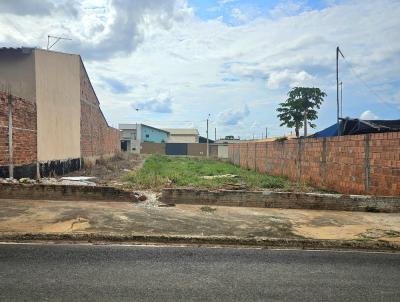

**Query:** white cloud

left=218, top=105, right=250, bottom=126
left=230, top=8, right=248, bottom=22
left=267, top=70, right=315, bottom=89
left=360, top=110, right=379, bottom=120
left=269, top=1, right=307, bottom=19
left=0, top=0, right=399, bottom=138
left=133, top=92, right=173, bottom=113
left=218, top=0, right=238, bottom=5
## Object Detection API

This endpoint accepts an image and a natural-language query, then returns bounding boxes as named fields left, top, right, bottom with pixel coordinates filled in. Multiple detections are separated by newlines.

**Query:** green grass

left=124, top=154, right=304, bottom=191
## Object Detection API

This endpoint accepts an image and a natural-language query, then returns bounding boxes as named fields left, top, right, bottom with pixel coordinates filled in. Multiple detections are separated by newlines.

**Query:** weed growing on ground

left=200, top=206, right=217, bottom=213
left=124, top=154, right=302, bottom=190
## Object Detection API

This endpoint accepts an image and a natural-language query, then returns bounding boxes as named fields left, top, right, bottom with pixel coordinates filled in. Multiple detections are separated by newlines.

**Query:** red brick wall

left=0, top=91, right=37, bottom=167
left=229, top=132, right=400, bottom=196
left=80, top=61, right=120, bottom=158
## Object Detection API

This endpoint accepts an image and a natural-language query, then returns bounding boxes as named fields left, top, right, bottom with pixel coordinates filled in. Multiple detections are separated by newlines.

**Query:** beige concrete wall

left=217, top=145, right=229, bottom=158
left=35, top=49, right=81, bottom=161
left=168, top=135, right=198, bottom=143
left=0, top=49, right=36, bottom=102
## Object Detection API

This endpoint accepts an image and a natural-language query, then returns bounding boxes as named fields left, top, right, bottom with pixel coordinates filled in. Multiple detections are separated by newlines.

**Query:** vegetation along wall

left=229, top=132, right=400, bottom=196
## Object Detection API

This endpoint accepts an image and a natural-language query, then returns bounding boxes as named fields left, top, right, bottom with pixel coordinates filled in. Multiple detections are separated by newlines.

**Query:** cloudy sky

left=1, top=0, right=399, bottom=139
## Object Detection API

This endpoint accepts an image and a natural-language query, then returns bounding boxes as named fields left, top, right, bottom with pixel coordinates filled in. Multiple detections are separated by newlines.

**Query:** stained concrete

left=0, top=199, right=399, bottom=243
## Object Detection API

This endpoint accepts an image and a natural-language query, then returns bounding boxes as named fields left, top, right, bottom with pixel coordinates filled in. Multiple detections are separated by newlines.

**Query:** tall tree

left=277, top=87, right=326, bottom=137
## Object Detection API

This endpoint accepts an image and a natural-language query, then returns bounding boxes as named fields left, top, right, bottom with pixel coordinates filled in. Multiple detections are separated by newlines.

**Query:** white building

left=119, top=124, right=169, bottom=153
left=163, top=128, right=199, bottom=143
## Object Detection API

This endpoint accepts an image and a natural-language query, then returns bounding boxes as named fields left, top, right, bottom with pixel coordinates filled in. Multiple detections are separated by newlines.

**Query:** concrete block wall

left=161, top=188, right=400, bottom=212
left=0, top=183, right=136, bottom=202
left=0, top=92, right=37, bottom=178
left=141, top=142, right=166, bottom=154
left=229, top=132, right=400, bottom=196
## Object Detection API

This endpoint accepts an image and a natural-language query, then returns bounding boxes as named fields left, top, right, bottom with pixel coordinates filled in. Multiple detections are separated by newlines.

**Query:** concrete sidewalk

left=0, top=199, right=399, bottom=249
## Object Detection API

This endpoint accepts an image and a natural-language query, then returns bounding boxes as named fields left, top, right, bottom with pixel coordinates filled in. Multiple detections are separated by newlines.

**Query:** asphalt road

left=0, top=244, right=399, bottom=301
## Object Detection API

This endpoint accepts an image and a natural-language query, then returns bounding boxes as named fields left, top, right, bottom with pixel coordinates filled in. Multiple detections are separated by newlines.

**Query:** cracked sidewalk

left=0, top=199, right=400, bottom=247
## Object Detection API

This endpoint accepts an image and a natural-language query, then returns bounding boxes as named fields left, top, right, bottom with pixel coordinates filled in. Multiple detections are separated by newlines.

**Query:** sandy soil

left=64, top=153, right=146, bottom=187
left=0, top=199, right=399, bottom=242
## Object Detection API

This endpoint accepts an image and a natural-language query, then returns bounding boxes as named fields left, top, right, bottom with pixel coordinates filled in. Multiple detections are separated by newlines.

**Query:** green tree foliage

left=277, top=87, right=326, bottom=137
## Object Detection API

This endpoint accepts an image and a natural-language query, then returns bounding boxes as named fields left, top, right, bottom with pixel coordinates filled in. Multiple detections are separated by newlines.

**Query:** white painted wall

left=217, top=145, right=229, bottom=158
left=168, top=134, right=198, bottom=143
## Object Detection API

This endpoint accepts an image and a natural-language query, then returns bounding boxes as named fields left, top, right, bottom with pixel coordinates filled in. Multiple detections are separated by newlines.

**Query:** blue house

left=140, top=124, right=169, bottom=143
left=119, top=123, right=170, bottom=153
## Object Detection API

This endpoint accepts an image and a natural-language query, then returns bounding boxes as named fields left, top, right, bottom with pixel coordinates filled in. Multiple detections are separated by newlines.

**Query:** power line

left=342, top=56, right=399, bottom=112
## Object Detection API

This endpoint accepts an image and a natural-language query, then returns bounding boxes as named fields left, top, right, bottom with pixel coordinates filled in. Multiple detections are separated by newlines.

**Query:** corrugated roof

left=0, top=47, right=34, bottom=54
left=163, top=128, right=199, bottom=135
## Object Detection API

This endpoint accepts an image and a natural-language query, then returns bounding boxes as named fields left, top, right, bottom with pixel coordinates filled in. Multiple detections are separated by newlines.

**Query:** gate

left=165, top=143, right=188, bottom=155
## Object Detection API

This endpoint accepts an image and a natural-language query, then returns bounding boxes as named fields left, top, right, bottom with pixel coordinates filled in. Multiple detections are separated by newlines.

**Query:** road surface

left=0, top=243, right=399, bottom=301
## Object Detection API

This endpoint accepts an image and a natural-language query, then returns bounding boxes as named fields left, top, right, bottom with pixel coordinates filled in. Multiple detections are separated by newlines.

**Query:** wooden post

left=8, top=94, right=13, bottom=179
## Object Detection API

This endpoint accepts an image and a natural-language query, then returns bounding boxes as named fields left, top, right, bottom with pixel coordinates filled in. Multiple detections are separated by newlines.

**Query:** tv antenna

left=47, top=35, right=72, bottom=50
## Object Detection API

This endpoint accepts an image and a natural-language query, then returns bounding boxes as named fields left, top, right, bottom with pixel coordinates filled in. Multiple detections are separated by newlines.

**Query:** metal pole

left=206, top=115, right=209, bottom=158
left=340, top=81, right=343, bottom=118
left=265, top=127, right=268, bottom=139
left=214, top=128, right=216, bottom=141
left=8, top=94, right=13, bottom=179
left=336, top=46, right=340, bottom=136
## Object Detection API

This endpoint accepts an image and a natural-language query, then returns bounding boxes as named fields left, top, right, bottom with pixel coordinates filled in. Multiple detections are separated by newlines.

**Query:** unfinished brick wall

left=0, top=91, right=37, bottom=177
left=229, top=132, right=400, bottom=196
left=80, top=61, right=120, bottom=159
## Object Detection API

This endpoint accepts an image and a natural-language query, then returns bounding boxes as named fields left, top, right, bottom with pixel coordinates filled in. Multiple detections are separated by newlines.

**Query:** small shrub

left=275, top=136, right=288, bottom=142
left=200, top=206, right=217, bottom=213
left=365, top=206, right=380, bottom=213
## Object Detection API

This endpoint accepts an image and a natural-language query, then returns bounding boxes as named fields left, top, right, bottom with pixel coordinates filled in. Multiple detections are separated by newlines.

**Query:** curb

left=161, top=188, right=400, bottom=213
left=0, top=232, right=399, bottom=252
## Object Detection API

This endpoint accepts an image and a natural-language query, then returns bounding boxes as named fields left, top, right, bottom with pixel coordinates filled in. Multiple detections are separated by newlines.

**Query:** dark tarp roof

left=313, top=118, right=400, bottom=138
left=199, top=136, right=214, bottom=143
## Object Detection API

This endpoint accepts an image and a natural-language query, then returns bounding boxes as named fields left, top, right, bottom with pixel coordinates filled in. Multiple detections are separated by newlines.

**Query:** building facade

left=119, top=123, right=169, bottom=153
left=0, top=48, right=120, bottom=179
left=163, top=128, right=199, bottom=143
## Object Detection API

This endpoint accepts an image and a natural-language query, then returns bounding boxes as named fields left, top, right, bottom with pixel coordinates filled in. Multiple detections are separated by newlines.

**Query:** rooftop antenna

left=47, top=35, right=72, bottom=50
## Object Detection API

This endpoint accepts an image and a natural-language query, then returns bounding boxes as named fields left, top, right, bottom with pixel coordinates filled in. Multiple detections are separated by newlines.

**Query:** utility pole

left=214, top=128, right=216, bottom=141
left=265, top=127, right=268, bottom=139
left=340, top=81, right=343, bottom=118
left=135, top=108, right=140, bottom=153
left=336, top=46, right=344, bottom=136
left=206, top=114, right=210, bottom=158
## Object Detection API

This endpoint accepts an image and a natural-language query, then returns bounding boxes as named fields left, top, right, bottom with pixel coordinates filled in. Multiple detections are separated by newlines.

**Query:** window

left=146, top=134, right=149, bottom=138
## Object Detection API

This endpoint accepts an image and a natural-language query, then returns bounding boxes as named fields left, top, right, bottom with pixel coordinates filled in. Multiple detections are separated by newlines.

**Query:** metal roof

left=162, top=128, right=199, bottom=135
left=0, top=47, right=34, bottom=54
